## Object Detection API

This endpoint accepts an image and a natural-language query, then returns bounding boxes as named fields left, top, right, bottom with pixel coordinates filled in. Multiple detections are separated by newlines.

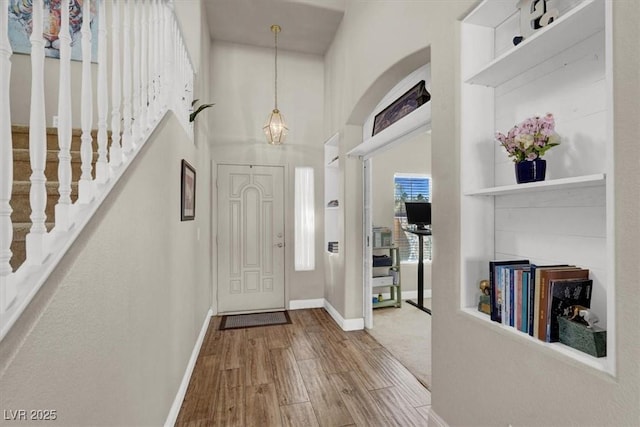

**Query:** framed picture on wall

left=372, top=80, right=431, bottom=137
left=181, top=160, right=196, bottom=221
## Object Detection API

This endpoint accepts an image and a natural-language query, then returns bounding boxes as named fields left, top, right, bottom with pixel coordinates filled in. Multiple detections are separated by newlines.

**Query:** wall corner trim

left=289, top=298, right=325, bottom=310
left=428, top=407, right=450, bottom=427
left=323, top=300, right=364, bottom=331
left=164, top=308, right=213, bottom=427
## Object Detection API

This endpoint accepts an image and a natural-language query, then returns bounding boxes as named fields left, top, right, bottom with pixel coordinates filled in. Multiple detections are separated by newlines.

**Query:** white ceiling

left=204, top=0, right=345, bottom=55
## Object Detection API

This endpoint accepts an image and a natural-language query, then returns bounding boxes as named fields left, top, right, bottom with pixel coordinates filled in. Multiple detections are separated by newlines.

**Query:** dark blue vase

left=515, top=159, right=546, bottom=184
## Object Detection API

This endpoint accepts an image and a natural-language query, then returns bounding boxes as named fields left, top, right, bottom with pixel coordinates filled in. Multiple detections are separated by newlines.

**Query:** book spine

left=537, top=277, right=549, bottom=341
left=509, top=269, right=515, bottom=327
left=489, top=262, right=499, bottom=322
left=515, top=270, right=522, bottom=331
left=521, top=271, right=529, bottom=333
left=532, top=266, right=541, bottom=338
left=501, top=267, right=508, bottom=325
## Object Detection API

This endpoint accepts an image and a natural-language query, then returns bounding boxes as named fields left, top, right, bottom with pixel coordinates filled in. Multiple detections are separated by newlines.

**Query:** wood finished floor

left=176, top=308, right=431, bottom=427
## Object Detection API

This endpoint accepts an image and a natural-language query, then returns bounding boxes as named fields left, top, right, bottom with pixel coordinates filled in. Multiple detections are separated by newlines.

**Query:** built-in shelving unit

left=460, top=0, right=614, bottom=375
left=324, top=133, right=340, bottom=255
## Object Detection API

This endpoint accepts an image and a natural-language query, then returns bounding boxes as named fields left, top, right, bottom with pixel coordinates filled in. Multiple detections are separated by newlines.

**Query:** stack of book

left=328, top=241, right=339, bottom=253
left=488, top=260, right=593, bottom=343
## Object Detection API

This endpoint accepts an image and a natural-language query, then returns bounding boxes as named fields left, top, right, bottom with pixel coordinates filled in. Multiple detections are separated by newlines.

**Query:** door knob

left=275, top=243, right=283, bottom=248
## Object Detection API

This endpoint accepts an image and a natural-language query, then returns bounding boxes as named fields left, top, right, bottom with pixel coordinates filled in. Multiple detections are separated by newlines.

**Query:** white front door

left=217, top=164, right=285, bottom=313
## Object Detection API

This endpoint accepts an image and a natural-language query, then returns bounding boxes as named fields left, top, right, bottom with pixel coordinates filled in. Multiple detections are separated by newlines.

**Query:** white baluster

left=96, top=0, right=109, bottom=184
left=122, top=0, right=133, bottom=154
left=140, top=0, right=148, bottom=132
left=162, top=4, right=176, bottom=112
left=55, top=0, right=73, bottom=232
left=109, top=0, right=122, bottom=168
left=152, top=0, right=160, bottom=119
left=0, top=0, right=16, bottom=311
left=78, top=0, right=95, bottom=204
left=132, top=0, right=141, bottom=145
left=147, top=0, right=154, bottom=121
left=157, top=0, right=165, bottom=111
left=26, top=0, right=48, bottom=265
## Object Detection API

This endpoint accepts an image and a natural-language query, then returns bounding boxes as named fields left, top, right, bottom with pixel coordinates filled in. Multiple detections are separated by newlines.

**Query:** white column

left=55, top=0, right=73, bottom=232
left=0, top=0, right=16, bottom=310
left=78, top=0, right=95, bottom=204
left=25, top=0, right=48, bottom=265
left=122, top=0, right=133, bottom=154
left=109, top=0, right=123, bottom=168
left=95, top=0, right=109, bottom=184
left=132, top=0, right=141, bottom=145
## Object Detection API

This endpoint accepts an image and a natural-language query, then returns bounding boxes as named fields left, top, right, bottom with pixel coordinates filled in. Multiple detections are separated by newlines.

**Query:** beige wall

left=1, top=3, right=215, bottom=424
left=208, top=41, right=326, bottom=305
left=0, top=112, right=212, bottom=426
left=324, top=1, right=463, bottom=322
left=372, top=132, right=431, bottom=294
left=324, top=1, right=640, bottom=425
left=9, top=55, right=98, bottom=128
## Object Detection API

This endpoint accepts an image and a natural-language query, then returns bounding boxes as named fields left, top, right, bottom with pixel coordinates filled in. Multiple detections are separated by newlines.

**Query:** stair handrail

left=0, top=0, right=195, bottom=341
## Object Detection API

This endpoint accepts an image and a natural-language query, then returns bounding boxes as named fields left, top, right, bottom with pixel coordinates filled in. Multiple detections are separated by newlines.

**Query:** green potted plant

left=189, top=99, right=214, bottom=123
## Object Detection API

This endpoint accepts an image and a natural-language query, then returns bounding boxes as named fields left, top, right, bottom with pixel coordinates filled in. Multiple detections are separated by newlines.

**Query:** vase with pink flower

left=496, top=113, right=561, bottom=184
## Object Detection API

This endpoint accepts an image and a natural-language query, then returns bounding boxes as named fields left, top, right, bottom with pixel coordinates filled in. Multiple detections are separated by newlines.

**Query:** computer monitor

left=405, top=201, right=431, bottom=230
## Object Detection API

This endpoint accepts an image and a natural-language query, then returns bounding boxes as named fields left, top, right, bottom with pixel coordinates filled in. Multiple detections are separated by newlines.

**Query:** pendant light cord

left=274, top=27, right=278, bottom=110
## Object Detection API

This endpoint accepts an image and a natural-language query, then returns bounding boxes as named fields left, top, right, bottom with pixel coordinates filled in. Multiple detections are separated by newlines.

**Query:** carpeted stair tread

left=9, top=125, right=106, bottom=272
left=13, top=148, right=85, bottom=182
left=11, top=180, right=78, bottom=195
left=10, top=181, right=78, bottom=224
left=11, top=125, right=111, bottom=152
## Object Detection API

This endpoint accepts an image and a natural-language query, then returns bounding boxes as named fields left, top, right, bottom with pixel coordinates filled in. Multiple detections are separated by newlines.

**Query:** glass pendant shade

left=263, top=108, right=288, bottom=145
left=265, top=24, right=288, bottom=145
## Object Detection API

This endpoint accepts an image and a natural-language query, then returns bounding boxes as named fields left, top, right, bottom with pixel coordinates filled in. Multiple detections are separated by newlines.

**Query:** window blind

left=393, top=175, right=432, bottom=262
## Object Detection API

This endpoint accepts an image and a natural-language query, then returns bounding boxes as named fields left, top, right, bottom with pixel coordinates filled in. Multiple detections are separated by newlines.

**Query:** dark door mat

left=219, top=311, right=291, bottom=330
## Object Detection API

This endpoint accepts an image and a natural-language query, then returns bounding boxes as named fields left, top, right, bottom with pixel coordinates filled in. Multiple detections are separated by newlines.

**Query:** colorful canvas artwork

left=7, top=0, right=98, bottom=62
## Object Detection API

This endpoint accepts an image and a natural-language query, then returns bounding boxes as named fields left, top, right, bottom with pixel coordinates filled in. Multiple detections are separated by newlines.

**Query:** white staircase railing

left=0, top=0, right=194, bottom=341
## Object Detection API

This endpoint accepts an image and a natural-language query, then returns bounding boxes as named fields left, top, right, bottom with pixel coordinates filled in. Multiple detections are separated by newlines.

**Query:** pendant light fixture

left=263, top=24, right=288, bottom=145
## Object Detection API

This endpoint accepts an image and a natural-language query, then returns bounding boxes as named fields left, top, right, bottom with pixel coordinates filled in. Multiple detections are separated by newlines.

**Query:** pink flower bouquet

left=496, top=113, right=560, bottom=163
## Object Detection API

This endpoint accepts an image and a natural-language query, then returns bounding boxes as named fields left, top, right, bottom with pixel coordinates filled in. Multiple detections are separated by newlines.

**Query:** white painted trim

left=164, top=308, right=213, bottom=427
left=323, top=300, right=364, bottom=331
left=428, top=407, right=449, bottom=427
left=288, top=298, right=325, bottom=310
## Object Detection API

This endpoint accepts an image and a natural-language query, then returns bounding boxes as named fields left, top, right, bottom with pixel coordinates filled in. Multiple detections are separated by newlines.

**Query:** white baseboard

left=288, top=298, right=325, bottom=310
left=428, top=407, right=449, bottom=427
left=164, top=308, right=213, bottom=427
left=323, top=300, right=364, bottom=331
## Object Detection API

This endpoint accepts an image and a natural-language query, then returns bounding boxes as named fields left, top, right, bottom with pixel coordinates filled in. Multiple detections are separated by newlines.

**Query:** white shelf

left=464, top=173, right=605, bottom=197
left=464, top=0, right=604, bottom=87
left=460, top=308, right=609, bottom=373
left=463, top=0, right=515, bottom=28
left=325, top=206, right=339, bottom=210
left=372, top=283, right=399, bottom=289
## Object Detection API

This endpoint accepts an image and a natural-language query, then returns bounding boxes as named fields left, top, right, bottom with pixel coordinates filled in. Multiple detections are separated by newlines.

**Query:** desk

left=404, top=228, right=432, bottom=315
